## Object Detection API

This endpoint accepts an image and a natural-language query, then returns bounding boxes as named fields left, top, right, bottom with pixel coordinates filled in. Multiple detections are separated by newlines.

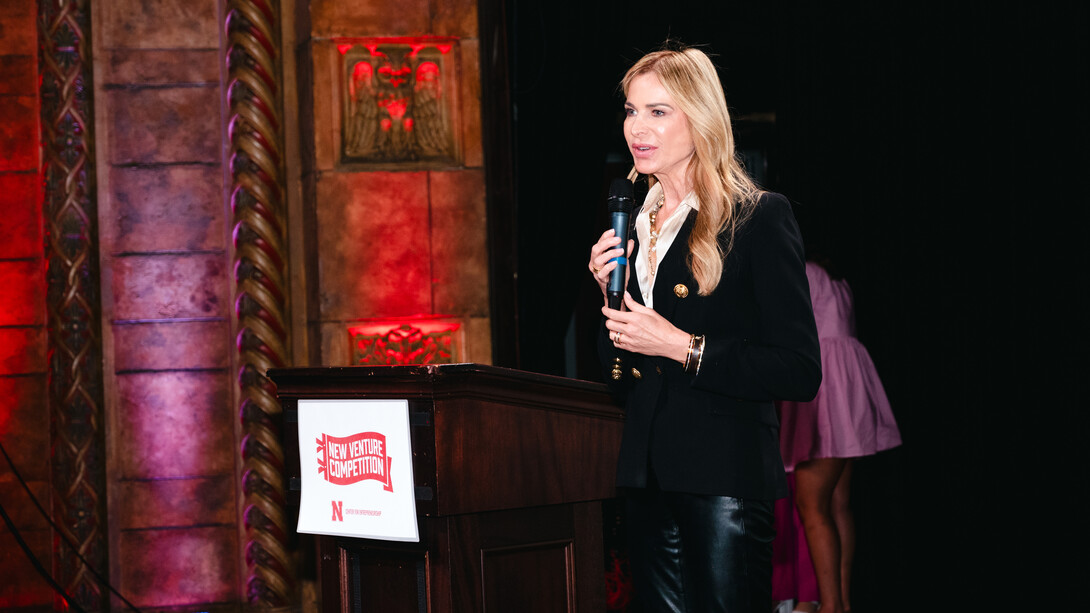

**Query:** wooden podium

left=270, top=364, right=624, bottom=613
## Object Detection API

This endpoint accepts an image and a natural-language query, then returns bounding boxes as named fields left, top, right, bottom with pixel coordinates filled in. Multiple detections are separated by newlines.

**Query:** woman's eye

left=651, top=109, right=665, bottom=117
left=625, top=107, right=636, bottom=117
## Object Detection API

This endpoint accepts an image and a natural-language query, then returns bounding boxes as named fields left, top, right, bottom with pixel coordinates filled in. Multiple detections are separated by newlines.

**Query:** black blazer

left=599, top=191, right=821, bottom=500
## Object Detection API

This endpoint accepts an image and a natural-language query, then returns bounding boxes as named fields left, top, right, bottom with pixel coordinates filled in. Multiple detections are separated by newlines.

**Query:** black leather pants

left=625, top=486, right=775, bottom=613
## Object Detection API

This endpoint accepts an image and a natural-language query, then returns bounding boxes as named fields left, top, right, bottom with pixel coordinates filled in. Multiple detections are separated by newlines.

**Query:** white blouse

left=633, top=183, right=700, bottom=309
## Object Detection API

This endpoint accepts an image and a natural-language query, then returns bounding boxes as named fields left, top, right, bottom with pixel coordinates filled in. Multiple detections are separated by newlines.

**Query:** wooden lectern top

left=271, top=363, right=624, bottom=518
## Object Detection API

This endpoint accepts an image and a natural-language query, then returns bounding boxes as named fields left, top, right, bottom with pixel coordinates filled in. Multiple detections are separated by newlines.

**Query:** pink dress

left=772, top=262, right=902, bottom=603
left=778, top=262, right=902, bottom=470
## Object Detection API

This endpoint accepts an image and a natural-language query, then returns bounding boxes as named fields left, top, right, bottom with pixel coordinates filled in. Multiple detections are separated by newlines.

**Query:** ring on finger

left=616, top=331, right=623, bottom=344
left=592, top=265, right=601, bottom=274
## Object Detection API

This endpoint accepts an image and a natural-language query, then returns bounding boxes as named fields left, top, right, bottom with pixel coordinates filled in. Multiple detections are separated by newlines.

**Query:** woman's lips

left=631, top=144, right=656, bottom=158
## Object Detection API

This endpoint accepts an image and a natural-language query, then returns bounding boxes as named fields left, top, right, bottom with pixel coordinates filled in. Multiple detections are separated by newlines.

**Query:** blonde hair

left=622, top=46, right=760, bottom=295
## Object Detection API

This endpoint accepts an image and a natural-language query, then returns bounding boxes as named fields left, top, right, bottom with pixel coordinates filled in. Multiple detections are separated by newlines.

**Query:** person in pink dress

left=773, top=257, right=902, bottom=613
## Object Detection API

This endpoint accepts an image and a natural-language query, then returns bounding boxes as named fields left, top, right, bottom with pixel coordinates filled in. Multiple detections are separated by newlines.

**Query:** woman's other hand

left=603, top=292, right=691, bottom=364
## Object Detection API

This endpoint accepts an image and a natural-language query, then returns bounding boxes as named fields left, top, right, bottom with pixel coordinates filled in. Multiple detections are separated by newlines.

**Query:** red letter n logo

left=332, top=500, right=344, bottom=522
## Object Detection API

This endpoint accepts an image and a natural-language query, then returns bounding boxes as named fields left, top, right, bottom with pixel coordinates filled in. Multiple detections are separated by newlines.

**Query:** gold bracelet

left=685, top=334, right=704, bottom=374
left=694, top=335, right=706, bottom=375
left=688, top=333, right=706, bottom=373
left=682, top=334, right=696, bottom=371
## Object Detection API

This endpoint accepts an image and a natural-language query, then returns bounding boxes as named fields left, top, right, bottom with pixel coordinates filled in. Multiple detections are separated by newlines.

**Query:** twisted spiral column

left=38, top=0, right=108, bottom=610
left=225, top=0, right=293, bottom=606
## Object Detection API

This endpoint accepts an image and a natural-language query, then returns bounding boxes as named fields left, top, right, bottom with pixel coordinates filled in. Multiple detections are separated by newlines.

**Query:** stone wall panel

left=107, top=87, right=221, bottom=164
left=117, top=476, right=236, bottom=530
left=0, top=260, right=44, bottom=326
left=459, top=39, right=483, bottom=168
left=431, top=0, right=478, bottom=37
left=101, top=0, right=218, bottom=49
left=0, top=376, right=50, bottom=481
left=311, top=0, right=430, bottom=37
left=316, top=171, right=431, bottom=319
left=430, top=170, right=488, bottom=315
left=115, top=371, right=233, bottom=479
left=0, top=529, right=53, bottom=604
left=104, top=49, right=220, bottom=85
left=110, top=254, right=227, bottom=320
left=112, top=321, right=230, bottom=371
left=109, top=166, right=224, bottom=253
left=0, top=55, right=35, bottom=94
left=0, top=96, right=37, bottom=171
left=0, top=1, right=36, bottom=54
left=0, top=327, right=46, bottom=375
left=0, top=173, right=41, bottom=258
left=118, top=526, right=238, bottom=606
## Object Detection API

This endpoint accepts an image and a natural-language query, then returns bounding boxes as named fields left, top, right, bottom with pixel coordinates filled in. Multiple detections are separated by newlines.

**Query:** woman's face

left=624, top=73, right=695, bottom=187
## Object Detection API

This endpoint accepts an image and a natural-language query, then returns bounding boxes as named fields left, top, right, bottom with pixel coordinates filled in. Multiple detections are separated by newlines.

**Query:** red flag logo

left=316, top=432, right=394, bottom=491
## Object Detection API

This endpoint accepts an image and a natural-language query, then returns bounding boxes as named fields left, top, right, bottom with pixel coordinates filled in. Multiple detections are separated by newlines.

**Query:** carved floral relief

left=349, top=320, right=462, bottom=365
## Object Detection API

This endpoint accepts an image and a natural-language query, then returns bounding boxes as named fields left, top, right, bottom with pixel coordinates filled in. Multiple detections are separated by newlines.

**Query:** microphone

left=606, top=178, right=634, bottom=310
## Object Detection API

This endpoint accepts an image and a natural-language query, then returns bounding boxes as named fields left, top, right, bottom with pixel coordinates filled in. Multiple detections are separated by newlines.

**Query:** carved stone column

left=225, top=0, right=293, bottom=606
left=38, top=0, right=108, bottom=610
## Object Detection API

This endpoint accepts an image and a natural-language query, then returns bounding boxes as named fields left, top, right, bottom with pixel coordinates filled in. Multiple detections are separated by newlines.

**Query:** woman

left=774, top=257, right=902, bottom=613
left=588, top=46, right=822, bottom=612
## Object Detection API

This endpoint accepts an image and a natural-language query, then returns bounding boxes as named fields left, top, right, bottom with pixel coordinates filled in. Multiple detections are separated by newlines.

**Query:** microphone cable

left=0, top=437, right=144, bottom=612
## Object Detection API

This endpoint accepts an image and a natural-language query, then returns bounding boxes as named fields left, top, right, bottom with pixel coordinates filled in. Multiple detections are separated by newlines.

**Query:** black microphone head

left=607, top=178, right=634, bottom=213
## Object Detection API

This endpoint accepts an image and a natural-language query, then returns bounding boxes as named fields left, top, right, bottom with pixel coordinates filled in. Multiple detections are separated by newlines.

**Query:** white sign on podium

left=296, top=398, right=419, bottom=542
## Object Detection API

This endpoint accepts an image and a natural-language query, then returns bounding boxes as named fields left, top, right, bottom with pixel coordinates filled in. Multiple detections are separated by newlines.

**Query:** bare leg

left=832, top=460, right=855, bottom=612
left=794, top=458, right=848, bottom=613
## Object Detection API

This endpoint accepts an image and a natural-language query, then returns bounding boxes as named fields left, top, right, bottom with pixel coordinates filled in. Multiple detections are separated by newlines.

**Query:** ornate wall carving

left=340, top=39, right=459, bottom=165
left=38, top=0, right=108, bottom=609
left=349, top=320, right=462, bottom=365
left=225, top=0, right=292, bottom=606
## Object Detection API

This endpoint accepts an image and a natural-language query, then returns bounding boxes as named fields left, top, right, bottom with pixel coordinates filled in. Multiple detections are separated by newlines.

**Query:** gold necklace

left=647, top=193, right=665, bottom=277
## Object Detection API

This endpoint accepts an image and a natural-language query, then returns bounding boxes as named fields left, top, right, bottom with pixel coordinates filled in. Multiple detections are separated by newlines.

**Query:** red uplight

left=436, top=44, right=452, bottom=54
left=337, top=44, right=354, bottom=55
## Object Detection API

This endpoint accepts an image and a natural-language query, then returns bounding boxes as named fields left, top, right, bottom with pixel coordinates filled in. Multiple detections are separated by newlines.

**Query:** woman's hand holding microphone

left=589, top=233, right=690, bottom=364
left=588, top=228, right=632, bottom=302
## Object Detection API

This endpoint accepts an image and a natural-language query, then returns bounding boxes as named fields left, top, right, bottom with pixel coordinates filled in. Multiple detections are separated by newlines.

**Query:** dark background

left=504, top=2, right=1086, bottom=610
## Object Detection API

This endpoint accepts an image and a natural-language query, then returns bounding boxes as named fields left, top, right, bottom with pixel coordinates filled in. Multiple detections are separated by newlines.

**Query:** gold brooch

left=674, top=284, right=689, bottom=298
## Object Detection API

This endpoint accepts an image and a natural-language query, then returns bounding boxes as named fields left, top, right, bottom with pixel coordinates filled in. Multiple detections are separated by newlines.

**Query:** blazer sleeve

left=691, top=194, right=822, bottom=401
